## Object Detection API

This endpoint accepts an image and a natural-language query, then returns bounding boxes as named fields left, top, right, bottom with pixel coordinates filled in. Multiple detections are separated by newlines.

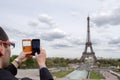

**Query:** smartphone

left=22, top=39, right=32, bottom=54
left=31, top=39, right=40, bottom=55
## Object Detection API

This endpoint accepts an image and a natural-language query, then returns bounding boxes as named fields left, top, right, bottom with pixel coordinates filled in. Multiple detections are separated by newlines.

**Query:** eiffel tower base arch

left=80, top=52, right=97, bottom=63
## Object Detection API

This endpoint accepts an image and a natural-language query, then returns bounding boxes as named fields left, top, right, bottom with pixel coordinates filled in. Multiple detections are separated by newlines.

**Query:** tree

left=10, top=55, right=18, bottom=62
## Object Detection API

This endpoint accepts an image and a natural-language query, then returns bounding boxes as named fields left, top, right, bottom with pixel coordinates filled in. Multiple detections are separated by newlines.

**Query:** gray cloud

left=108, top=37, right=120, bottom=45
left=4, top=27, right=27, bottom=37
left=51, top=43, right=73, bottom=49
left=98, top=0, right=107, bottom=2
left=38, top=14, right=55, bottom=28
left=71, top=11, right=79, bottom=17
left=3, top=26, right=38, bottom=38
left=102, top=48, right=117, bottom=52
left=92, top=39, right=101, bottom=45
left=41, top=29, right=67, bottom=41
left=93, top=6, right=120, bottom=26
left=66, top=36, right=99, bottom=46
left=66, top=37, right=84, bottom=46
left=71, top=40, right=84, bottom=45
left=28, top=20, right=39, bottom=27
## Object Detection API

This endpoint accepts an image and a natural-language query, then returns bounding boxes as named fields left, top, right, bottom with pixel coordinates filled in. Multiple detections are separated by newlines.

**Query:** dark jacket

left=0, top=63, right=53, bottom=80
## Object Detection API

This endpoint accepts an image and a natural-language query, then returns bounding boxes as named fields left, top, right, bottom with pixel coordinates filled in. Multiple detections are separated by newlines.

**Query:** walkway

left=100, top=70, right=119, bottom=80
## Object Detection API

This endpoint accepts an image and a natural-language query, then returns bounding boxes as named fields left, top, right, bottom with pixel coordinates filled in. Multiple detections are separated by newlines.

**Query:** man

left=0, top=27, right=53, bottom=80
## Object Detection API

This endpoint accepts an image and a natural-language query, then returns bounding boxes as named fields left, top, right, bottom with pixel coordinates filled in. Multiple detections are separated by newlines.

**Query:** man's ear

left=0, top=45, right=4, bottom=56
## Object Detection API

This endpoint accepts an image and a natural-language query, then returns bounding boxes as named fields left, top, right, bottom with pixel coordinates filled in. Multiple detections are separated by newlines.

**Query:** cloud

left=28, top=14, right=56, bottom=29
left=3, top=26, right=38, bottom=39
left=93, top=6, right=120, bottom=26
left=108, top=37, right=120, bottom=45
left=66, top=37, right=84, bottom=46
left=97, top=0, right=107, bottom=2
left=91, top=38, right=102, bottom=45
left=4, top=27, right=27, bottom=37
left=28, top=20, right=39, bottom=27
left=38, top=14, right=56, bottom=28
left=65, top=36, right=99, bottom=47
left=51, top=41, right=73, bottom=49
left=41, top=28, right=67, bottom=41
left=71, top=11, right=79, bottom=17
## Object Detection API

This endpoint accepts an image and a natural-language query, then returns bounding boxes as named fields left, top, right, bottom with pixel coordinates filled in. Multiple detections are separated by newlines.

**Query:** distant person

left=0, top=27, right=53, bottom=80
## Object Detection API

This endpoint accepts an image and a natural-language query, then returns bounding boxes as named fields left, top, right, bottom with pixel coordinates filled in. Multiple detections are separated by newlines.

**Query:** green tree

left=10, top=55, right=18, bottom=62
left=46, top=58, right=54, bottom=67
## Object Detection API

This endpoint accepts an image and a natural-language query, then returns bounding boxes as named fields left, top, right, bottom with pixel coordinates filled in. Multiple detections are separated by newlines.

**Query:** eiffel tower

left=80, top=16, right=97, bottom=63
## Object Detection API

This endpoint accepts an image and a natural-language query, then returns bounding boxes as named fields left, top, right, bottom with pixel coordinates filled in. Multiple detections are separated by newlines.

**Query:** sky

left=0, top=0, right=120, bottom=58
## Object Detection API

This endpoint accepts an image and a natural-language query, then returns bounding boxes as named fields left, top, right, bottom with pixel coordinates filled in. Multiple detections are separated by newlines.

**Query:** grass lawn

left=89, top=70, right=105, bottom=79
left=52, top=69, right=73, bottom=78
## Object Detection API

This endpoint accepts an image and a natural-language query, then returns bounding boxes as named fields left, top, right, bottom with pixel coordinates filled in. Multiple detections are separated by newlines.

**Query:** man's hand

left=35, top=48, right=46, bottom=67
left=17, top=52, right=31, bottom=63
left=12, top=52, right=32, bottom=68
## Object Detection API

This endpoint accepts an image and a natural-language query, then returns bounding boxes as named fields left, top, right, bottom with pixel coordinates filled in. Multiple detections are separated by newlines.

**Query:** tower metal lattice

left=80, top=16, right=97, bottom=63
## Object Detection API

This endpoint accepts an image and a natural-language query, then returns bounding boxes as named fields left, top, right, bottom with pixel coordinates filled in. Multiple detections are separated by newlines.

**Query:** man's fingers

left=35, top=53, right=38, bottom=57
left=24, top=51, right=32, bottom=55
left=26, top=54, right=32, bottom=58
left=40, top=46, right=42, bottom=51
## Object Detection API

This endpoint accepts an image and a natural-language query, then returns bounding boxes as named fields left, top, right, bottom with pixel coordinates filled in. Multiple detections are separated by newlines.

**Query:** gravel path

left=16, top=69, right=39, bottom=80
left=100, top=70, right=119, bottom=80
left=16, top=69, right=62, bottom=80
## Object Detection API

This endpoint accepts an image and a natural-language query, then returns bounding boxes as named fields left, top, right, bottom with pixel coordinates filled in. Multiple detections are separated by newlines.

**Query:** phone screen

left=31, top=39, right=40, bottom=55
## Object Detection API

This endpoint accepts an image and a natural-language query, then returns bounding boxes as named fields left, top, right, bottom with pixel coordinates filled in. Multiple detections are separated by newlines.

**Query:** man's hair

left=0, top=27, right=9, bottom=41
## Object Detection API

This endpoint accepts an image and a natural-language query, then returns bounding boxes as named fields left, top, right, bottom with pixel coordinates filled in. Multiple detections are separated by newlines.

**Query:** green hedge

left=89, top=70, right=104, bottom=79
